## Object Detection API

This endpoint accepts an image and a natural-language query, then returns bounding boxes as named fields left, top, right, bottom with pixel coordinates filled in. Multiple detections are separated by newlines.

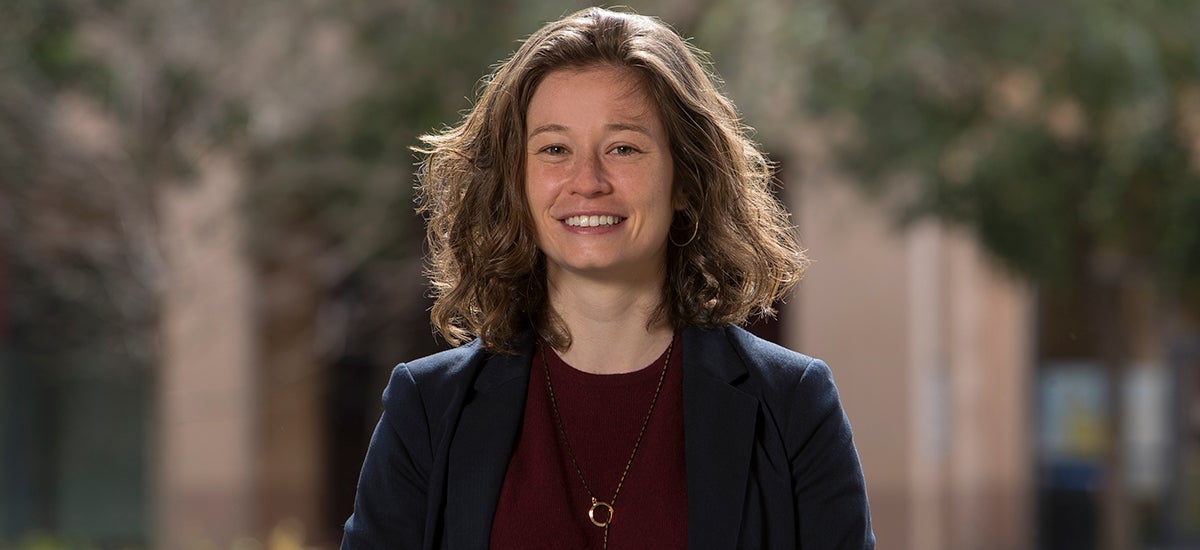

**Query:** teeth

left=564, top=215, right=622, bottom=227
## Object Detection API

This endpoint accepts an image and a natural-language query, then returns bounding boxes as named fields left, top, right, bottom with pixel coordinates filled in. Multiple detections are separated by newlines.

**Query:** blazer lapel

left=681, top=326, right=759, bottom=550
left=444, top=340, right=533, bottom=549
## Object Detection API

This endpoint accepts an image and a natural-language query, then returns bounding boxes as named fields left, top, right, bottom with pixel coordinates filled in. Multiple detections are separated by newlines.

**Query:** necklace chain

left=540, top=337, right=673, bottom=550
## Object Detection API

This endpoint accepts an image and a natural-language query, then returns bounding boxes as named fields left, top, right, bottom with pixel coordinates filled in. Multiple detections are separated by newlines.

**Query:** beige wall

left=791, top=178, right=1034, bottom=550
left=157, top=154, right=258, bottom=549
left=157, top=155, right=329, bottom=547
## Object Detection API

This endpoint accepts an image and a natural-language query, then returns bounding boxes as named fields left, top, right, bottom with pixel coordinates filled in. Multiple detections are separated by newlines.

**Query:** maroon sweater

left=489, top=333, right=688, bottom=549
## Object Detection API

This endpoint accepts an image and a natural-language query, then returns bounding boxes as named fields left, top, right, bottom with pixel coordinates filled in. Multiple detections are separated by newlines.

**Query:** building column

left=156, top=154, right=257, bottom=549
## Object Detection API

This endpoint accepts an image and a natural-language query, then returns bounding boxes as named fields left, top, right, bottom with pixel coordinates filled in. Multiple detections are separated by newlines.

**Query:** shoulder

left=716, top=325, right=835, bottom=390
left=381, top=341, right=490, bottom=419
left=396, top=340, right=488, bottom=385
left=371, top=340, right=509, bottom=469
left=381, top=336, right=534, bottom=417
left=699, top=325, right=846, bottom=437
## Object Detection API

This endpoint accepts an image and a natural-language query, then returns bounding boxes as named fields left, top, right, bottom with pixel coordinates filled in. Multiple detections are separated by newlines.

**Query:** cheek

left=524, top=163, right=557, bottom=206
left=523, top=175, right=545, bottom=212
left=522, top=174, right=553, bottom=243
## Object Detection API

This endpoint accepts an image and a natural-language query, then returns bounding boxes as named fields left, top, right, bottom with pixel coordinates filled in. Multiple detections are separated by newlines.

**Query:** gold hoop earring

left=670, top=214, right=700, bottom=247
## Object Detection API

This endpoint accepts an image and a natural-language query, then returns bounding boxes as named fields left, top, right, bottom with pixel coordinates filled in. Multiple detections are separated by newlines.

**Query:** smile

left=563, top=215, right=624, bottom=227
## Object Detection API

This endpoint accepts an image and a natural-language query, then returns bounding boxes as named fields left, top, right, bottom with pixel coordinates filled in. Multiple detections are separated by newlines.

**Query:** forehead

left=527, top=65, right=659, bottom=122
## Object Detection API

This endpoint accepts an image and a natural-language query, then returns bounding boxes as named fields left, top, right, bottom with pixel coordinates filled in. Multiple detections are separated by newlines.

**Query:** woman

left=343, top=7, right=874, bottom=549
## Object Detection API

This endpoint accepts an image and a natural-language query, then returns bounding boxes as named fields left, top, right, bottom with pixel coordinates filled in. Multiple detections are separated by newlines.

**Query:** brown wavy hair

left=416, top=7, right=807, bottom=352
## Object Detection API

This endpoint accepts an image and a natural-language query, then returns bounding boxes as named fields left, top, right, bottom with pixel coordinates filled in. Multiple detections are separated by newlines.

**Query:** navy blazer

left=342, top=325, right=875, bottom=549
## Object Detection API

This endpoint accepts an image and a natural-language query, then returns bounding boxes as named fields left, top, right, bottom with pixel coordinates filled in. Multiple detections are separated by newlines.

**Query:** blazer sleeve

left=788, top=358, right=875, bottom=549
left=342, top=364, right=432, bottom=549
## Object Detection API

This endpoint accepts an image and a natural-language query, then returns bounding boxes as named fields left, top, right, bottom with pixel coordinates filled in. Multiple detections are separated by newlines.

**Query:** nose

left=567, top=152, right=611, bottom=197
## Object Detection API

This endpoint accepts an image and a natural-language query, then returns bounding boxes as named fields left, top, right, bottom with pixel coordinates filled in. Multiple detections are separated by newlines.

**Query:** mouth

left=562, top=214, right=625, bottom=228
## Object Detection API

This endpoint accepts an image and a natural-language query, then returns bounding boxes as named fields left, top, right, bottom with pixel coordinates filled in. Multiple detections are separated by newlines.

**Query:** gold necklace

left=540, top=338, right=673, bottom=550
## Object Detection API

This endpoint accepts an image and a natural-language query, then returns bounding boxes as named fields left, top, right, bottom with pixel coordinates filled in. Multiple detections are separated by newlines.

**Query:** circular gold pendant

left=588, top=500, right=614, bottom=527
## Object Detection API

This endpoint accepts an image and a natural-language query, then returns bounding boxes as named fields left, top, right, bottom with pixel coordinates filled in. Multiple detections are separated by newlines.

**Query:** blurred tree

left=2, top=0, right=718, bottom=543
left=0, top=0, right=424, bottom=542
left=807, top=0, right=1200, bottom=548
left=1, top=0, right=156, bottom=373
left=0, top=0, right=730, bottom=400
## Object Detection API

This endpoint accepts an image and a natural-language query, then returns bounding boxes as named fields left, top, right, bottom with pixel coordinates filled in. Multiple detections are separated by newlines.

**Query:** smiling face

left=524, top=65, right=679, bottom=287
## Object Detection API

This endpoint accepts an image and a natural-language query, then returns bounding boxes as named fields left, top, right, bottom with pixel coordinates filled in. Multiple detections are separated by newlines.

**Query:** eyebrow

left=607, top=122, right=653, bottom=136
left=528, top=124, right=568, bottom=138
left=527, top=122, right=654, bottom=138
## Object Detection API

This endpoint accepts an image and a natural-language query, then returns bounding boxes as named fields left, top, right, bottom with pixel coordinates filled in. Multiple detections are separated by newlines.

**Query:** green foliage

left=809, top=0, right=1200, bottom=284
left=1, top=1, right=114, bottom=101
left=246, top=0, right=603, bottom=269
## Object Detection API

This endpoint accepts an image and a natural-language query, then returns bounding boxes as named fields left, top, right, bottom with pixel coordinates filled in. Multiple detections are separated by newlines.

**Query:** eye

left=539, top=145, right=569, bottom=155
left=610, top=145, right=640, bottom=156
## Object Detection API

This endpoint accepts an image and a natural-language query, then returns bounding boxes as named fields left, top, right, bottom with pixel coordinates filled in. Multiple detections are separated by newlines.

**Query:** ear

left=672, top=183, right=688, bottom=212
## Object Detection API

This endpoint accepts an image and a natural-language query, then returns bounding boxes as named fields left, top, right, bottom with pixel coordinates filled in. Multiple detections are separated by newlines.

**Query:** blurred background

left=1, top=0, right=1198, bottom=548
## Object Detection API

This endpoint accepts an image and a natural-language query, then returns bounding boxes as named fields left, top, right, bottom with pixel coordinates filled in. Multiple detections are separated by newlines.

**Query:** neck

left=546, top=270, right=674, bottom=375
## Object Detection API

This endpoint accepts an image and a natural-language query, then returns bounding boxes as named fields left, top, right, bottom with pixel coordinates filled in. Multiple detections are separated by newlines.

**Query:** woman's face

left=524, top=65, right=680, bottom=286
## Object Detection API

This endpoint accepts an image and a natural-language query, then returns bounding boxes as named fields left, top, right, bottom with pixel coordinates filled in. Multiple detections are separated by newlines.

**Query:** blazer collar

left=443, top=327, right=759, bottom=550
left=443, top=335, right=534, bottom=549
left=680, top=325, right=759, bottom=550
